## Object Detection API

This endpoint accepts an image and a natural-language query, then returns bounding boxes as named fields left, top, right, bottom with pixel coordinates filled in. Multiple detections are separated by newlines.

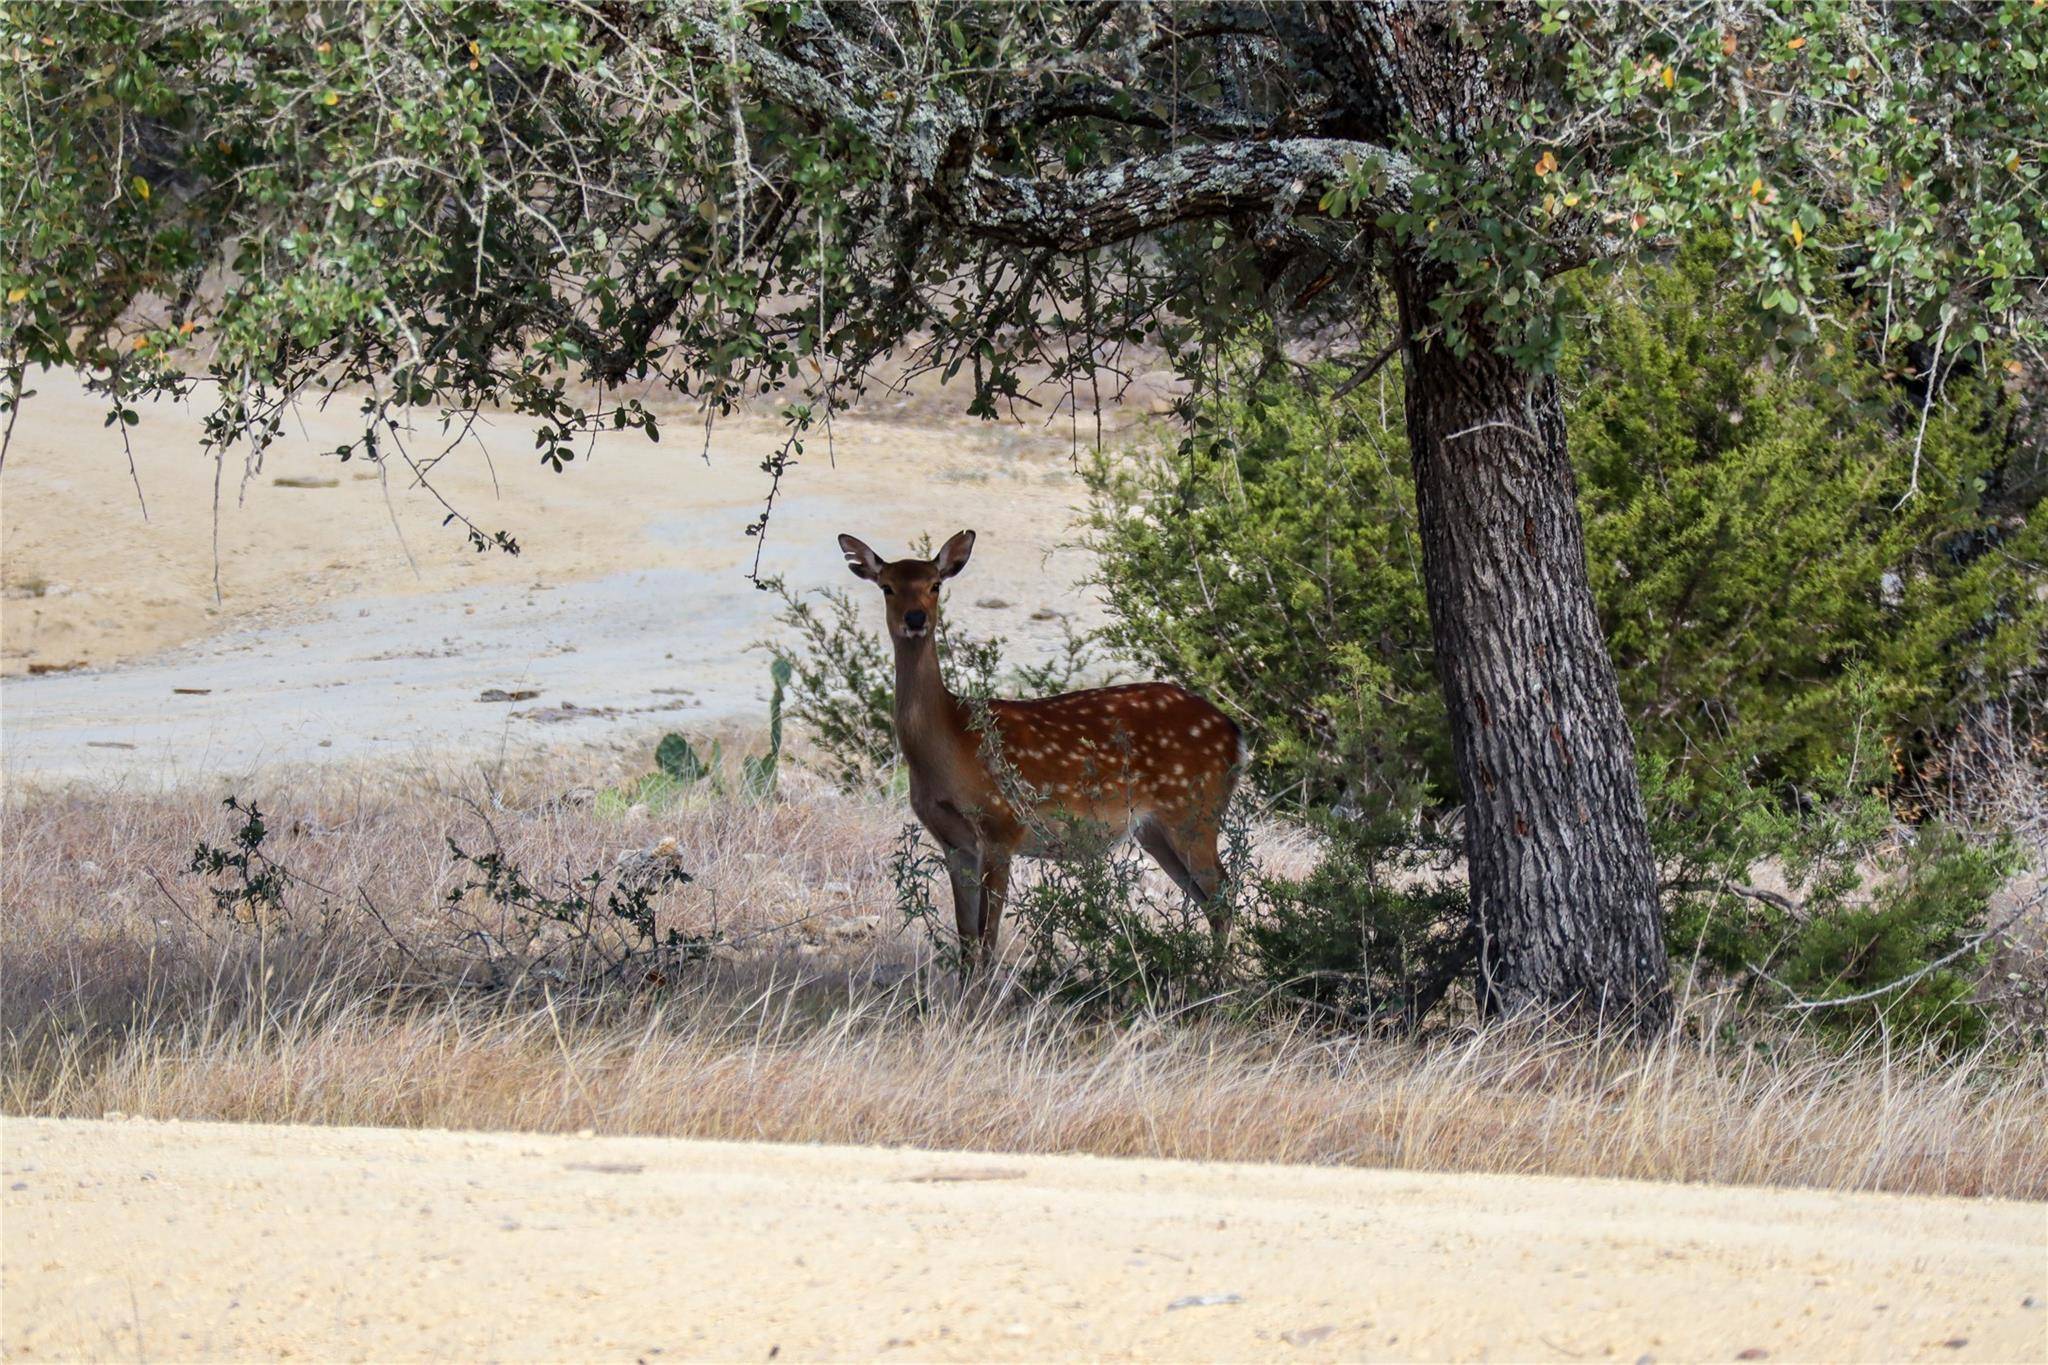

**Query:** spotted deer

left=839, top=529, right=1246, bottom=966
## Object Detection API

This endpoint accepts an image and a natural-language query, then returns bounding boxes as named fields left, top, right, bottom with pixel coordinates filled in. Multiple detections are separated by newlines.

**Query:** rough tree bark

left=1395, top=266, right=1673, bottom=1030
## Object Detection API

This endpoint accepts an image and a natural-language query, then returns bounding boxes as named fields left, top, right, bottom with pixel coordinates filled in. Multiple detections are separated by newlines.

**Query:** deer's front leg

left=942, top=844, right=983, bottom=960
left=977, top=852, right=1013, bottom=964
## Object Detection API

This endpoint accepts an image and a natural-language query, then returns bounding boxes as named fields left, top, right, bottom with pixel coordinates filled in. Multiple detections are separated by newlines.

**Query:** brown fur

left=839, top=530, right=1244, bottom=965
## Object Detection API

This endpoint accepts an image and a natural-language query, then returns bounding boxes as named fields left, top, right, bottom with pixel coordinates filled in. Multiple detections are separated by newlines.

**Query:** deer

left=838, top=529, right=1246, bottom=968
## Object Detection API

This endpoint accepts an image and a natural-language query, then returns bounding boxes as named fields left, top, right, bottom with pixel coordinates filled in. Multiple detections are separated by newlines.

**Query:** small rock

left=2023, top=1296, right=2041, bottom=1309
left=1942, top=1340, right=1968, bottom=1350
left=9, top=1182, right=25, bottom=1191
left=1280, top=1326, right=1333, bottom=1347
left=1736, top=1351, right=1769, bottom=1361
left=975, top=597, right=1013, bottom=610
left=478, top=688, right=541, bottom=703
left=1167, top=1294, right=1243, bottom=1311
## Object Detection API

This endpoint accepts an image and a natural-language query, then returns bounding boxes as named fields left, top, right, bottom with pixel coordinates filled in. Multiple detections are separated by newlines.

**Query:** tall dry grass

left=4, top=754, right=2044, bottom=1200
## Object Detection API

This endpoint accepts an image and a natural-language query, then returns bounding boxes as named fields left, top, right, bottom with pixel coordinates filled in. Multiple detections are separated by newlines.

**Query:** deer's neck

left=893, top=636, right=967, bottom=767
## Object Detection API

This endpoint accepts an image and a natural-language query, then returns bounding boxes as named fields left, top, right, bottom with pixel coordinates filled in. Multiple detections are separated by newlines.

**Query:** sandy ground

left=2, top=370, right=1122, bottom=782
left=3, top=1118, right=2043, bottom=1364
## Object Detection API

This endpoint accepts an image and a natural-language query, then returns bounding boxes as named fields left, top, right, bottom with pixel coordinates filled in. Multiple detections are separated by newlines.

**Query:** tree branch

left=949, top=137, right=1414, bottom=251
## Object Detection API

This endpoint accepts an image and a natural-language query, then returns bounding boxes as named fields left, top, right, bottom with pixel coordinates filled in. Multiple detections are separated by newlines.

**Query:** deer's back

left=982, top=682, right=1243, bottom=831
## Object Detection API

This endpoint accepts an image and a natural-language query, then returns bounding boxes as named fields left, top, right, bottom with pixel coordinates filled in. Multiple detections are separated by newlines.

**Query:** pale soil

left=1, top=370, right=1122, bottom=780
left=3, top=1118, right=2043, bottom=1364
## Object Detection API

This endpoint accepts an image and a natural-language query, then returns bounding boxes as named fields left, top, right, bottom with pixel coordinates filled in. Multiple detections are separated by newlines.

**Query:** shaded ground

left=4, top=1117, right=2043, bottom=1363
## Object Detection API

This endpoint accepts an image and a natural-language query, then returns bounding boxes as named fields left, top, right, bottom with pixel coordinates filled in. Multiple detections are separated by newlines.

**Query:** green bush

left=1088, top=255, right=2043, bottom=814
left=1086, top=249, right=2042, bottom=1041
left=1244, top=813, right=1473, bottom=1033
left=1651, top=727, right=2022, bottom=1048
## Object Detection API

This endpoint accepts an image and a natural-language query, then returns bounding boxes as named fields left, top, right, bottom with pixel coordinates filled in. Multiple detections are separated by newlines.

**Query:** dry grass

left=4, top=753, right=2045, bottom=1201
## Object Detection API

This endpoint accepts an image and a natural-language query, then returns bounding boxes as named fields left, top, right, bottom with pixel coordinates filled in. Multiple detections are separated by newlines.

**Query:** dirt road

left=2, top=371, right=1110, bottom=782
left=4, top=1118, right=2041, bottom=1363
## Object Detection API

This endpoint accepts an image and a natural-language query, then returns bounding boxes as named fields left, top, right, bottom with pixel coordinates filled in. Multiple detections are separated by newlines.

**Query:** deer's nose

left=903, top=609, right=929, bottom=632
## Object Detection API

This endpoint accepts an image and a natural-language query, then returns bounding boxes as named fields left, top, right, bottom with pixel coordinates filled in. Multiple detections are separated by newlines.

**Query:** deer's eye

left=880, top=585, right=895, bottom=596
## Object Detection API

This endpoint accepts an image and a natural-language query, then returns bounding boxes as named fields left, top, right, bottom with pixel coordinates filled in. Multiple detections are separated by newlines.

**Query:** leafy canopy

left=1086, top=246, right=2043, bottom=813
left=4, top=2, right=2043, bottom=549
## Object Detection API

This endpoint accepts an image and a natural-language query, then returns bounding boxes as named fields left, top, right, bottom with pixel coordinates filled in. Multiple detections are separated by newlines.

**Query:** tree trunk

left=1395, top=273, right=1672, bottom=1032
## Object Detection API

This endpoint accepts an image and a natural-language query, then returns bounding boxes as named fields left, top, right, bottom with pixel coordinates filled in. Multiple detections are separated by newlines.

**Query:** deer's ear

left=838, top=534, right=885, bottom=581
left=934, top=529, right=976, bottom=579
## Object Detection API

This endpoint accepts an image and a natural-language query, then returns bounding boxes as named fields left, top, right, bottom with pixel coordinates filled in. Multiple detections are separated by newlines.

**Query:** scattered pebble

left=1736, top=1350, right=1769, bottom=1360
left=1942, top=1340, right=1968, bottom=1350
left=1280, top=1325, right=1333, bottom=1347
left=1167, top=1293, right=1243, bottom=1311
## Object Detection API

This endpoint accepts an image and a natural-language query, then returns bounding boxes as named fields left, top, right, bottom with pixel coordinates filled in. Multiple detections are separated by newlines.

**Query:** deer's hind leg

left=1135, top=815, right=1231, bottom=944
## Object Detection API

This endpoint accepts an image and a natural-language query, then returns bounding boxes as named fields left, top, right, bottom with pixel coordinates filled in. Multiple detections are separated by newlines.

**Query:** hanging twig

left=1892, top=308, right=1952, bottom=510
